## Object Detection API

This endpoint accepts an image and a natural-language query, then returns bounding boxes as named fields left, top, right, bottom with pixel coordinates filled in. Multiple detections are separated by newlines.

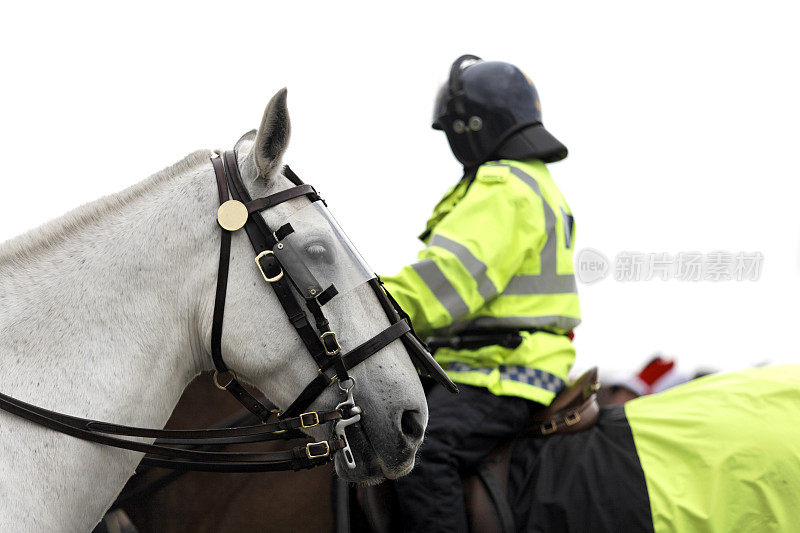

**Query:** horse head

left=206, top=89, right=429, bottom=482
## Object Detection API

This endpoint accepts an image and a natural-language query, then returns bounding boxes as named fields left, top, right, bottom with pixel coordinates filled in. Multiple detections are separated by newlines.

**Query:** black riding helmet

left=432, top=55, right=568, bottom=168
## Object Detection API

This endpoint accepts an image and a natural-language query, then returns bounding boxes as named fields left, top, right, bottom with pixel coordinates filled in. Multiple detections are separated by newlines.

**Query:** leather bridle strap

left=210, top=154, right=342, bottom=422
left=210, top=156, right=232, bottom=374
left=222, top=152, right=332, bottom=373
left=0, top=390, right=342, bottom=471
left=138, top=452, right=330, bottom=473
left=370, top=277, right=458, bottom=392
left=245, top=184, right=318, bottom=213
left=219, top=152, right=350, bottom=383
left=0, top=386, right=341, bottom=442
left=211, top=154, right=354, bottom=422
left=84, top=409, right=343, bottom=442
left=282, top=320, right=410, bottom=418
left=216, top=150, right=457, bottom=420
left=210, top=157, right=276, bottom=421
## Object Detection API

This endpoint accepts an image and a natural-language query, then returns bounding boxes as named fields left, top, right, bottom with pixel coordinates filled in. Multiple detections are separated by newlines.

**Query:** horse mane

left=0, top=149, right=213, bottom=267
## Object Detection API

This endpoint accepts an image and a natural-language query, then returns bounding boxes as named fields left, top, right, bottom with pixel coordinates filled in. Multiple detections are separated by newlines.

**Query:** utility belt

left=426, top=329, right=565, bottom=353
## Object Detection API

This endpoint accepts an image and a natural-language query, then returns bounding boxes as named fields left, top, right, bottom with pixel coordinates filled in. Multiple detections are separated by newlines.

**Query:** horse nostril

left=400, top=409, right=425, bottom=441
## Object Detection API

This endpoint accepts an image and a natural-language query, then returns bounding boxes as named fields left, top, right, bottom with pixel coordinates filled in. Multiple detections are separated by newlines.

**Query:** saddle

left=356, top=367, right=600, bottom=533
left=463, top=367, right=600, bottom=533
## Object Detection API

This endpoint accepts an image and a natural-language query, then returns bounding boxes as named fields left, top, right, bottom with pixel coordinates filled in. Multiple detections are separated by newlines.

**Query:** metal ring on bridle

left=212, top=369, right=237, bottom=391
left=338, top=377, right=355, bottom=393
left=254, top=250, right=284, bottom=282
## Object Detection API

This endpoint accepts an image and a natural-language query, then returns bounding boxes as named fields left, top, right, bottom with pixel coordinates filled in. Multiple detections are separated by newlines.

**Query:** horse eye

left=305, top=242, right=333, bottom=263
left=307, top=244, right=326, bottom=256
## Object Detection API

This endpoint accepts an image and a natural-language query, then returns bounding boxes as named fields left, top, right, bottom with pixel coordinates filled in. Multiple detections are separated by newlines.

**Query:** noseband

left=0, top=149, right=456, bottom=473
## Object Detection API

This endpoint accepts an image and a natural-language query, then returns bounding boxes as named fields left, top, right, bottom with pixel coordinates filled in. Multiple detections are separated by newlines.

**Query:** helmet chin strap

left=460, top=165, right=479, bottom=184
left=447, top=54, right=482, bottom=99
left=448, top=54, right=484, bottom=167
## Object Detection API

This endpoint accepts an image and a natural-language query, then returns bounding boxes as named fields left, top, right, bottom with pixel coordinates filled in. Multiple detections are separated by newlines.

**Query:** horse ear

left=254, top=88, right=291, bottom=181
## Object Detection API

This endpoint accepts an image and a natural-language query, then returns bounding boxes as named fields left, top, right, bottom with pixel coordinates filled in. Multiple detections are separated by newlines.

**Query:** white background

left=1, top=1, right=797, bottom=378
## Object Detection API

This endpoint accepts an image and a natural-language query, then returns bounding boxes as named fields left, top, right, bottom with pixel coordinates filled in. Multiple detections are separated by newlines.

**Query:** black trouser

left=395, top=383, right=541, bottom=532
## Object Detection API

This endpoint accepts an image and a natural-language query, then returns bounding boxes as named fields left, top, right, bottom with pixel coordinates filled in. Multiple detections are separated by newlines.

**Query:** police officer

left=382, top=55, right=581, bottom=531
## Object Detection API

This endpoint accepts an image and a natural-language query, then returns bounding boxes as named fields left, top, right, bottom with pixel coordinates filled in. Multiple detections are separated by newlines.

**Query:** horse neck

left=0, top=152, right=220, bottom=529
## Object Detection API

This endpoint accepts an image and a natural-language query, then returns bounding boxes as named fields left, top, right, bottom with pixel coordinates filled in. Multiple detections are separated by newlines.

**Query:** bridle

left=0, top=149, right=456, bottom=473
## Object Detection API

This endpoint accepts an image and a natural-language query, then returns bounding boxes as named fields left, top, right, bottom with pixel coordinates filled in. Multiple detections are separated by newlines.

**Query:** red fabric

left=637, top=357, right=675, bottom=388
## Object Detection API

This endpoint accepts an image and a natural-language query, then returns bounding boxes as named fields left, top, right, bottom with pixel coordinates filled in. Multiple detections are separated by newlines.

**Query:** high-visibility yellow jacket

left=382, top=159, right=580, bottom=405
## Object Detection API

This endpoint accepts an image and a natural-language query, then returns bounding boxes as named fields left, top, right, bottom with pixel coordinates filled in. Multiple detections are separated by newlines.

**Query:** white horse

left=0, top=89, right=428, bottom=531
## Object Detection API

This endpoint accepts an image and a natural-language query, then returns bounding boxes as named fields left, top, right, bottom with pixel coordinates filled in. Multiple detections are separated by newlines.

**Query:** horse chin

left=333, top=423, right=416, bottom=483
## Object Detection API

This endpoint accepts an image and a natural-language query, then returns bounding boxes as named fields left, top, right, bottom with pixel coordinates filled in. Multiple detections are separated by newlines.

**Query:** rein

left=0, top=149, right=456, bottom=473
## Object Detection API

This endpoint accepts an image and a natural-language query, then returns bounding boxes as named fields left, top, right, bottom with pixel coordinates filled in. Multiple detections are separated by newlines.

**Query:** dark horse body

left=111, top=370, right=608, bottom=532
left=112, top=365, right=800, bottom=532
left=111, top=375, right=509, bottom=533
left=115, top=374, right=337, bottom=532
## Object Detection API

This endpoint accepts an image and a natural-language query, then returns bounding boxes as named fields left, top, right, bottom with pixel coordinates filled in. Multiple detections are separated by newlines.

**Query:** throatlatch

left=0, top=148, right=456, bottom=474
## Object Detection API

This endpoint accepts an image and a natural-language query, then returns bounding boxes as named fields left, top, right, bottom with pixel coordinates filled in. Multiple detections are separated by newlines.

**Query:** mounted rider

left=382, top=55, right=581, bottom=531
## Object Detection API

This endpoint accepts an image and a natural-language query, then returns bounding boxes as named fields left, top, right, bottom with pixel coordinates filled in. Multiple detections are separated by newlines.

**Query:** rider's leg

left=395, top=383, right=539, bottom=533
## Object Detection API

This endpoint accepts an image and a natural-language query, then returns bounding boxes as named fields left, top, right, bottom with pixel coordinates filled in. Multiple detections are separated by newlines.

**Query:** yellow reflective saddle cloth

left=625, top=364, right=800, bottom=532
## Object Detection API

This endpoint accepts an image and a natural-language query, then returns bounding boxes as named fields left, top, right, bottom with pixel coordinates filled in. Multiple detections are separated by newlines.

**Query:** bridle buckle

left=254, top=250, right=284, bottom=283
left=299, top=411, right=320, bottom=428
left=305, top=441, right=330, bottom=459
left=212, top=370, right=237, bottom=391
left=320, top=331, right=342, bottom=356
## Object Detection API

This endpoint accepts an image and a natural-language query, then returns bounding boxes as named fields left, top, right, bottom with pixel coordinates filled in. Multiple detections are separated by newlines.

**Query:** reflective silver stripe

left=490, top=164, right=578, bottom=296
left=504, top=274, right=576, bottom=295
left=443, top=315, right=581, bottom=335
left=506, top=165, right=544, bottom=197
left=561, top=206, right=575, bottom=249
left=447, top=362, right=565, bottom=393
left=411, top=259, right=470, bottom=320
left=429, top=234, right=498, bottom=302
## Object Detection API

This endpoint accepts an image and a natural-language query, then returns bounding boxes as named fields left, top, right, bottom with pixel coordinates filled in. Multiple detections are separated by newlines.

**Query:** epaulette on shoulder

left=475, top=163, right=509, bottom=184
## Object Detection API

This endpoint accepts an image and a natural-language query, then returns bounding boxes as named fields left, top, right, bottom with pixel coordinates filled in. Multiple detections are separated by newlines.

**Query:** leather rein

left=0, top=150, right=456, bottom=473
